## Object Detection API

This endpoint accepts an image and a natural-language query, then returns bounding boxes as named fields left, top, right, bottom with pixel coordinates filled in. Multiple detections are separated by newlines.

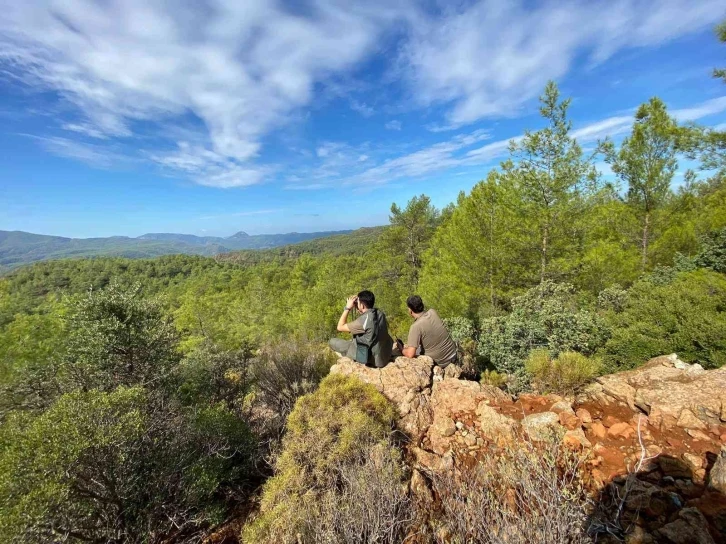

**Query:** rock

left=597, top=375, right=637, bottom=410
left=550, top=400, right=575, bottom=414
left=558, top=411, right=582, bottom=430
left=608, top=422, right=635, bottom=440
left=455, top=421, right=464, bottom=430
left=576, top=408, right=593, bottom=424
left=563, top=428, right=592, bottom=449
left=590, top=421, right=607, bottom=439
left=476, top=402, right=518, bottom=443
left=409, top=468, right=433, bottom=504
left=659, top=456, right=694, bottom=479
left=708, top=447, right=726, bottom=494
left=521, top=411, right=561, bottom=441
left=603, top=414, right=620, bottom=428
left=685, top=428, right=712, bottom=441
left=654, top=507, right=716, bottom=544
left=436, top=417, right=457, bottom=438
left=598, top=355, right=726, bottom=430
left=677, top=409, right=708, bottom=431
left=681, top=452, right=703, bottom=471
left=625, top=525, right=655, bottom=544
left=463, top=433, right=477, bottom=446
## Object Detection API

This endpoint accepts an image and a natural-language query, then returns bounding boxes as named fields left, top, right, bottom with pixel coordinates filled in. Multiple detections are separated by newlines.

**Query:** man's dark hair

left=357, top=290, right=375, bottom=309
left=407, top=295, right=425, bottom=313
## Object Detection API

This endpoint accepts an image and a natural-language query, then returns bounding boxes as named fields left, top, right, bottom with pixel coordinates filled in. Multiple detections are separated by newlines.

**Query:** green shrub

left=480, top=369, right=508, bottom=389
left=601, top=269, right=726, bottom=369
left=243, top=374, right=412, bottom=543
left=525, top=349, right=602, bottom=394
left=477, top=281, right=609, bottom=391
left=0, top=387, right=254, bottom=544
left=693, top=227, right=726, bottom=273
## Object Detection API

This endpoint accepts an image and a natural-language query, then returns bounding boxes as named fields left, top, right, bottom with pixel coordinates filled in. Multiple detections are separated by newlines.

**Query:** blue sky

left=1, top=0, right=725, bottom=238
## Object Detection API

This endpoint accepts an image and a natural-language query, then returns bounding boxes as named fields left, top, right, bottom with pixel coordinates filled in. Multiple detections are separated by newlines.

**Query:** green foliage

left=525, top=349, right=602, bottom=394
left=603, top=97, right=679, bottom=270
left=61, top=282, right=180, bottom=392
left=714, top=20, right=726, bottom=83
left=505, top=81, right=599, bottom=281
left=693, top=227, right=726, bottom=273
left=0, top=387, right=254, bottom=544
left=243, top=374, right=402, bottom=543
left=601, top=269, right=726, bottom=370
left=480, top=369, right=507, bottom=389
left=379, top=194, right=440, bottom=289
left=477, top=281, right=609, bottom=391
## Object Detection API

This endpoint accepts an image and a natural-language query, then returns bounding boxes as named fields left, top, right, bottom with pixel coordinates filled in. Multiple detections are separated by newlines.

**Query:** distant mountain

left=0, top=229, right=353, bottom=271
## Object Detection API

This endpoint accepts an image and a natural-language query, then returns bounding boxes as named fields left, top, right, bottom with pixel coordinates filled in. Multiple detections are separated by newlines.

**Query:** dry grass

left=429, top=434, right=593, bottom=544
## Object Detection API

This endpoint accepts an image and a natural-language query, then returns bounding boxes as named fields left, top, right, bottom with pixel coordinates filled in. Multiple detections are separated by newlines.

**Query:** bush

left=477, top=281, right=609, bottom=391
left=250, top=343, right=337, bottom=439
left=601, top=269, right=726, bottom=369
left=525, top=350, right=602, bottom=395
left=0, top=387, right=255, bottom=544
left=444, top=316, right=478, bottom=375
left=693, top=227, right=726, bottom=273
left=430, top=434, right=592, bottom=544
left=243, top=374, right=412, bottom=543
left=176, top=340, right=254, bottom=412
left=62, top=282, right=180, bottom=392
left=480, top=369, right=508, bottom=389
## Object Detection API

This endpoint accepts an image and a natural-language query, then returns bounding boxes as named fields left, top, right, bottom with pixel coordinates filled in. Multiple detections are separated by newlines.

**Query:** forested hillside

left=0, top=228, right=353, bottom=272
left=1, top=82, right=725, bottom=543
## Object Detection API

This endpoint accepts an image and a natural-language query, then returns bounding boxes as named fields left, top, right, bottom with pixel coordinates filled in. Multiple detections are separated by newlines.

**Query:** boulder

left=709, top=447, right=726, bottom=495
left=654, top=507, right=716, bottom=544
left=592, top=354, right=726, bottom=430
left=521, top=411, right=561, bottom=441
left=476, top=402, right=518, bottom=443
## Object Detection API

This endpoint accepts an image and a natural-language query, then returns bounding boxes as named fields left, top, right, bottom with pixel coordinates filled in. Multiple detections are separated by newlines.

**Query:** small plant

left=480, top=369, right=507, bottom=389
left=525, top=349, right=602, bottom=395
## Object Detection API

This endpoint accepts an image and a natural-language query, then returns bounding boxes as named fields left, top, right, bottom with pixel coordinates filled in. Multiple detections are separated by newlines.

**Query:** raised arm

left=336, top=295, right=358, bottom=332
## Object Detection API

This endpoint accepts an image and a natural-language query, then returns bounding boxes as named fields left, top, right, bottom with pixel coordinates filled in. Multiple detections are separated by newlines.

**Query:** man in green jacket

left=329, top=290, right=393, bottom=368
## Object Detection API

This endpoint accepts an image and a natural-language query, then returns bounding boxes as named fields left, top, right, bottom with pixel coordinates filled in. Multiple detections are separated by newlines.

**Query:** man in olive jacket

left=397, top=295, right=458, bottom=368
left=329, top=290, right=393, bottom=368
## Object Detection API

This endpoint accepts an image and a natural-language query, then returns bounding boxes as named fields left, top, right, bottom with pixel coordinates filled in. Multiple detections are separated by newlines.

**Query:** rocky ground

left=330, top=354, right=726, bottom=544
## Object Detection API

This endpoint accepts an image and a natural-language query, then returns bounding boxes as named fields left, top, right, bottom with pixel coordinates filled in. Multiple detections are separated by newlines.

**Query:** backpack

left=354, top=309, right=379, bottom=365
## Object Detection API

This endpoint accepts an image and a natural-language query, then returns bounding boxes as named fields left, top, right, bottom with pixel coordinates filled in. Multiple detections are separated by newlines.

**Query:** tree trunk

left=641, top=212, right=650, bottom=271
left=541, top=223, right=549, bottom=282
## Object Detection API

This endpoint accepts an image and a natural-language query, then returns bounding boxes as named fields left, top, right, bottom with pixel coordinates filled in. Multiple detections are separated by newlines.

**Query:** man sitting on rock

left=396, top=295, right=458, bottom=368
left=329, top=290, right=393, bottom=368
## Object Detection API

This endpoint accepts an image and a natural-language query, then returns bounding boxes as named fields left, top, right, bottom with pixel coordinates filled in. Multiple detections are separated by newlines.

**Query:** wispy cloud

left=399, top=0, right=723, bottom=127
left=313, top=95, right=726, bottom=188
left=385, top=120, right=402, bottom=130
left=0, top=0, right=407, bottom=187
left=0, top=0, right=721, bottom=189
left=350, top=100, right=375, bottom=117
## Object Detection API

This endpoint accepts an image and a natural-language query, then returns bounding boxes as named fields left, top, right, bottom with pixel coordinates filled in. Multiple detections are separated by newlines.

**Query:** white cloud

left=0, top=0, right=408, bottom=186
left=570, top=116, right=633, bottom=142
left=385, top=120, right=402, bottom=130
left=673, top=96, right=726, bottom=122
left=1, top=0, right=721, bottom=187
left=350, top=100, right=375, bottom=117
left=399, top=0, right=723, bottom=127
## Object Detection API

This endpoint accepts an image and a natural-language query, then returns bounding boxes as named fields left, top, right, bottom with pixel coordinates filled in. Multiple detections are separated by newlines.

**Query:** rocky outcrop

left=584, top=354, right=726, bottom=431
left=330, top=353, right=726, bottom=543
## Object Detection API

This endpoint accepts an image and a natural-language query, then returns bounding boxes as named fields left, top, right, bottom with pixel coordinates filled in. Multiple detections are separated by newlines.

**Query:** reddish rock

left=603, top=414, right=620, bottom=428
left=576, top=408, right=593, bottom=424
left=608, top=422, right=635, bottom=440
left=591, top=421, right=607, bottom=439
left=559, top=411, right=582, bottom=430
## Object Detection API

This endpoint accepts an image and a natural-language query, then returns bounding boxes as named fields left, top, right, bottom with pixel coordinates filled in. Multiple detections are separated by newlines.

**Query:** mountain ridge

left=0, top=228, right=357, bottom=271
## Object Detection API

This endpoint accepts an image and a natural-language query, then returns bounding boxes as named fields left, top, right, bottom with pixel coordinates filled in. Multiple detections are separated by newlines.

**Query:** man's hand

left=345, top=295, right=358, bottom=310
